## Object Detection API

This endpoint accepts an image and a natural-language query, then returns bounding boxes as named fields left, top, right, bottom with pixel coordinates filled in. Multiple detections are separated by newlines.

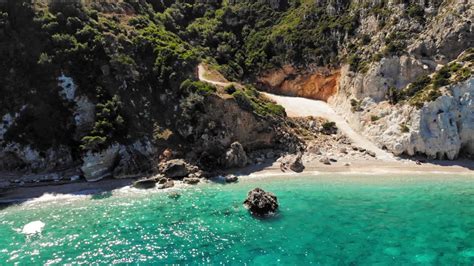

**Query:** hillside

left=0, top=0, right=473, bottom=185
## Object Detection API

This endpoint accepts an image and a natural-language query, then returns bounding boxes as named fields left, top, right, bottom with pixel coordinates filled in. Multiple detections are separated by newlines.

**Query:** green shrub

left=405, top=75, right=431, bottom=97
left=407, top=4, right=424, bottom=22
left=81, top=95, right=125, bottom=152
left=180, top=79, right=216, bottom=96
left=232, top=90, right=254, bottom=112
left=224, top=84, right=237, bottom=94
left=456, top=68, right=472, bottom=82
left=371, top=115, right=380, bottom=122
left=322, top=121, right=337, bottom=132
left=232, top=87, right=285, bottom=117
left=350, top=99, right=362, bottom=112
left=433, top=66, right=451, bottom=88
left=400, top=123, right=410, bottom=133
left=387, top=87, right=402, bottom=104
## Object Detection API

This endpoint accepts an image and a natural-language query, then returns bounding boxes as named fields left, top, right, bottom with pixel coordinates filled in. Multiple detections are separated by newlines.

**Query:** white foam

left=21, top=221, right=45, bottom=235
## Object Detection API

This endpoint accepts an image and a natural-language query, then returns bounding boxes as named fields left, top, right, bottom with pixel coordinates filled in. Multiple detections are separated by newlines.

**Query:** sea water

left=0, top=174, right=473, bottom=265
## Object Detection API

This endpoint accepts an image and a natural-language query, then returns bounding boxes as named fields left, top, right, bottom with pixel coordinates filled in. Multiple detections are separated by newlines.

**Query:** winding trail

left=198, top=64, right=395, bottom=161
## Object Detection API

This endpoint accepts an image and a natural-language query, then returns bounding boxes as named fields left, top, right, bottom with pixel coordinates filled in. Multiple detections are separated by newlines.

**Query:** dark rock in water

left=289, top=153, right=305, bottom=173
left=159, top=159, right=190, bottom=179
left=133, top=177, right=157, bottom=189
left=183, top=177, right=200, bottom=185
left=243, top=188, right=279, bottom=216
left=225, top=174, right=238, bottom=183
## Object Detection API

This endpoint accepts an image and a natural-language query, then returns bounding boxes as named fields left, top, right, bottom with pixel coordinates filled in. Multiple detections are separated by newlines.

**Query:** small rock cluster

left=133, top=159, right=205, bottom=189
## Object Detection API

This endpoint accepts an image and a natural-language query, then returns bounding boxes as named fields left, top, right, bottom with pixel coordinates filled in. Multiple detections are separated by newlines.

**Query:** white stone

left=58, top=74, right=76, bottom=101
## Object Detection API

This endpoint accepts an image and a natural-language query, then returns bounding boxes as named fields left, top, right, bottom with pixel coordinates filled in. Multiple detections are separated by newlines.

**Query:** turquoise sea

left=1, top=174, right=474, bottom=265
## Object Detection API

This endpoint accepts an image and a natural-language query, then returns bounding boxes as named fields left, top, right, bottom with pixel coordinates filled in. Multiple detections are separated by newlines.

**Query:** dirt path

left=197, top=64, right=395, bottom=161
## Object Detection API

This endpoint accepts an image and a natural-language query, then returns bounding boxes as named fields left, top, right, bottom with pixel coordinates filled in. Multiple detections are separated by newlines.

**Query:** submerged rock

left=243, top=188, right=279, bottom=216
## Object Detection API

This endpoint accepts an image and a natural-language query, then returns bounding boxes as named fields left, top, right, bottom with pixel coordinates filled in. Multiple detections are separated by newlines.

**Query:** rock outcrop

left=259, top=65, right=340, bottom=102
left=159, top=159, right=191, bottom=180
left=223, top=142, right=249, bottom=168
left=335, top=76, right=474, bottom=160
left=288, top=153, right=305, bottom=173
left=80, top=145, right=120, bottom=182
left=133, top=177, right=157, bottom=189
left=243, top=188, right=279, bottom=216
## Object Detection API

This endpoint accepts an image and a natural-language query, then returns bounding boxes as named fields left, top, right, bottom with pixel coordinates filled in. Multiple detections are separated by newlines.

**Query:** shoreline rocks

left=243, top=188, right=279, bottom=216
left=80, top=145, right=120, bottom=182
left=159, top=159, right=192, bottom=180
left=289, top=153, right=305, bottom=173
left=223, top=142, right=249, bottom=168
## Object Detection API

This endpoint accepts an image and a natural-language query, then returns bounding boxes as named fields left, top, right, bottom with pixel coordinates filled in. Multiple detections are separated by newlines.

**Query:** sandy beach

left=1, top=157, right=473, bottom=205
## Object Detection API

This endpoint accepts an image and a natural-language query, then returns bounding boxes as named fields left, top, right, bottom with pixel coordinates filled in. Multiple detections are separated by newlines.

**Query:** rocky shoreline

left=2, top=150, right=474, bottom=205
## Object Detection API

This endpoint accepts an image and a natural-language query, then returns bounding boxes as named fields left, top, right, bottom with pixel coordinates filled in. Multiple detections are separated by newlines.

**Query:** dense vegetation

left=0, top=0, right=464, bottom=160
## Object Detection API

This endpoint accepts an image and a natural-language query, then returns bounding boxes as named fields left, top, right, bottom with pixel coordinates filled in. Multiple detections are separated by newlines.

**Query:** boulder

left=157, top=178, right=174, bottom=189
left=133, top=177, right=157, bottom=189
left=366, top=150, right=376, bottom=157
left=243, top=188, right=279, bottom=216
left=225, top=174, right=238, bottom=183
left=80, top=145, right=120, bottom=182
left=183, top=177, right=200, bottom=185
left=320, top=157, right=331, bottom=165
left=288, top=153, right=305, bottom=173
left=223, top=142, right=249, bottom=168
left=159, top=159, right=190, bottom=179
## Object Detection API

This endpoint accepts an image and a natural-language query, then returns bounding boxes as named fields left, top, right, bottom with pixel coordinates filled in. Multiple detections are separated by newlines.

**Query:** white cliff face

left=337, top=56, right=432, bottom=103
left=57, top=74, right=95, bottom=135
left=0, top=113, right=16, bottom=141
left=58, top=74, right=77, bottom=101
left=334, top=78, right=474, bottom=160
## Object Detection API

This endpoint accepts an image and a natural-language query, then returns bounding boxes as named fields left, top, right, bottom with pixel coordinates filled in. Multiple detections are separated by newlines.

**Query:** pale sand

left=235, top=158, right=474, bottom=177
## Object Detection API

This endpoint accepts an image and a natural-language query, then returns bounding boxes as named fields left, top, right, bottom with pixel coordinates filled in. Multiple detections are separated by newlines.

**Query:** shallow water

left=1, top=174, right=473, bottom=265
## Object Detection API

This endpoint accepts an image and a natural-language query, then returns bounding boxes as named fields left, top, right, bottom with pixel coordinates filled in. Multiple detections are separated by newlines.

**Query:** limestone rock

left=243, top=188, right=279, bottom=216
left=223, top=142, right=249, bottom=168
left=320, top=157, right=331, bottom=165
left=157, top=178, right=174, bottom=189
left=81, top=145, right=120, bottom=182
left=133, top=177, right=157, bottom=189
left=225, top=174, right=238, bottom=183
left=183, top=177, right=200, bottom=185
left=159, top=159, right=191, bottom=180
left=288, top=153, right=305, bottom=173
